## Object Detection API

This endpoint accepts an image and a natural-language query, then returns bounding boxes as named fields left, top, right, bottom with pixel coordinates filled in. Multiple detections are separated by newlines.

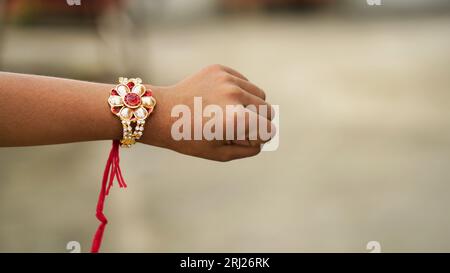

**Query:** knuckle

left=227, top=86, right=243, bottom=98
left=208, top=64, right=224, bottom=72
left=217, top=72, right=233, bottom=84
left=260, top=90, right=266, bottom=100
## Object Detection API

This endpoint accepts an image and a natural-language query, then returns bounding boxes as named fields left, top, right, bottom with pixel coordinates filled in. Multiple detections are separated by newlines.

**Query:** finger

left=239, top=89, right=274, bottom=120
left=219, top=65, right=249, bottom=81
left=232, top=76, right=266, bottom=100
left=226, top=107, right=275, bottom=144
left=243, top=109, right=276, bottom=144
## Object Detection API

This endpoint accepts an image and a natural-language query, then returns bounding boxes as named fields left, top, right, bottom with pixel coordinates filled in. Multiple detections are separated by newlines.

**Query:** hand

left=140, top=65, right=276, bottom=161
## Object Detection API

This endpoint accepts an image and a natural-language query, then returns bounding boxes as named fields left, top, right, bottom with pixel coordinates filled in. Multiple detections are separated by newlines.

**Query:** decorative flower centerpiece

left=108, top=77, right=156, bottom=121
left=108, top=77, right=156, bottom=147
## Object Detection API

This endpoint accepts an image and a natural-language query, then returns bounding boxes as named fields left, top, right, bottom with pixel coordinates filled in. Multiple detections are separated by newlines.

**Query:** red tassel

left=91, top=140, right=127, bottom=253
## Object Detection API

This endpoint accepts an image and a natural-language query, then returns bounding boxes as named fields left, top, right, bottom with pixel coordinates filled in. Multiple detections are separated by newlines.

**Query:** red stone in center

left=124, top=93, right=141, bottom=107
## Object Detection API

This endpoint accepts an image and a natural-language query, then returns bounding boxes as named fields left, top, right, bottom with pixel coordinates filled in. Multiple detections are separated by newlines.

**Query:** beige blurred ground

left=1, top=10, right=450, bottom=252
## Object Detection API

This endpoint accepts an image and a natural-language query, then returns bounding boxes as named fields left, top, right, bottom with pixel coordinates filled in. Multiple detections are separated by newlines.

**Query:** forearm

left=0, top=72, right=121, bottom=146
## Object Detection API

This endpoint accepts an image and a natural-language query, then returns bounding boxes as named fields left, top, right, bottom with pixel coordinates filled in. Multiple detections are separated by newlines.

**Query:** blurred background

left=1, top=0, right=450, bottom=252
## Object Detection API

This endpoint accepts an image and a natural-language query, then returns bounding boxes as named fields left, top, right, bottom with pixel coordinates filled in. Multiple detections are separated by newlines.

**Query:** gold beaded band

left=108, top=77, right=156, bottom=147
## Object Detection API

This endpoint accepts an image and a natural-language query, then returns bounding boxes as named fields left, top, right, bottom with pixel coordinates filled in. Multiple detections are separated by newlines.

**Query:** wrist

left=137, top=85, right=170, bottom=148
left=93, top=83, right=123, bottom=141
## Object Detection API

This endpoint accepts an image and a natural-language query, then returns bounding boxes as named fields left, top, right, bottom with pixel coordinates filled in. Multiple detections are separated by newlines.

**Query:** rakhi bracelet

left=108, top=77, right=156, bottom=147
left=91, top=77, right=156, bottom=253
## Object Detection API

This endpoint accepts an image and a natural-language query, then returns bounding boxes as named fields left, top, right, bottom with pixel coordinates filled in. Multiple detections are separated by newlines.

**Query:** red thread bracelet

left=91, top=77, right=156, bottom=252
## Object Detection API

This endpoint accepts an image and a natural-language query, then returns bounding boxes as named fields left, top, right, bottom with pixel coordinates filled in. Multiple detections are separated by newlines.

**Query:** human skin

left=0, top=64, right=275, bottom=161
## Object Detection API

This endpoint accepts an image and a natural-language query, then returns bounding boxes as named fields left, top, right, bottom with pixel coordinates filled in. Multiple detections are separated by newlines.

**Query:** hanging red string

left=91, top=140, right=127, bottom=253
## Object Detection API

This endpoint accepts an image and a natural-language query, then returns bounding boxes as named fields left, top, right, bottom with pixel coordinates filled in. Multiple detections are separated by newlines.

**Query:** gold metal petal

left=141, top=96, right=156, bottom=108
left=131, top=84, right=146, bottom=96
left=134, top=106, right=149, bottom=120
left=119, top=107, right=134, bottom=120
left=108, top=95, right=123, bottom=107
left=116, top=84, right=130, bottom=97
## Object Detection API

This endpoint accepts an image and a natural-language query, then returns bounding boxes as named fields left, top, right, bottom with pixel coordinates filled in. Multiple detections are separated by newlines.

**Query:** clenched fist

left=141, top=65, right=277, bottom=161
